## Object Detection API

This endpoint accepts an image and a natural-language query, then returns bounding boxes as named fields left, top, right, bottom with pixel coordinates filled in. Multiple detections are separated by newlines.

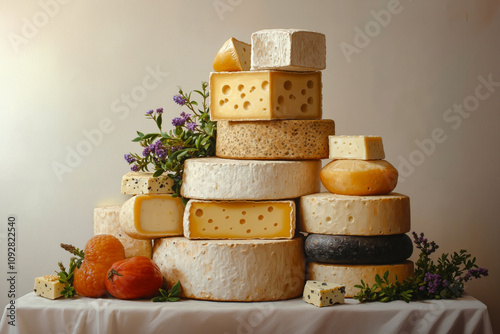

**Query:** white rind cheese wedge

left=34, top=275, right=64, bottom=300
left=121, top=172, right=174, bottom=195
left=303, top=280, right=345, bottom=307
left=329, top=135, right=385, bottom=160
left=307, top=261, right=415, bottom=297
left=213, top=37, right=251, bottom=72
left=183, top=199, right=295, bottom=239
left=251, top=29, right=326, bottom=71
left=152, top=237, right=305, bottom=301
left=299, top=192, right=410, bottom=235
left=120, top=195, right=184, bottom=239
left=94, top=206, right=152, bottom=258
left=181, top=157, right=321, bottom=200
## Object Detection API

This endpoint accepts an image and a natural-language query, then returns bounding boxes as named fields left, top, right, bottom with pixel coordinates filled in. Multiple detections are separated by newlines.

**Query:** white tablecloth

left=0, top=292, right=493, bottom=334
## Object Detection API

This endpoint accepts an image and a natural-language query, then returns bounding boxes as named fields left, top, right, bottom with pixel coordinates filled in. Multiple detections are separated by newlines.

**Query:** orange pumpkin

left=105, top=256, right=163, bottom=299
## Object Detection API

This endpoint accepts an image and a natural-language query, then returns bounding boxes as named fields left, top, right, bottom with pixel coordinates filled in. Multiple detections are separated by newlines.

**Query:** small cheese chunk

left=34, top=275, right=64, bottom=300
left=120, top=195, right=184, bottom=239
left=329, top=135, right=385, bottom=160
left=307, top=261, right=414, bottom=297
left=181, top=158, right=321, bottom=200
left=184, top=200, right=295, bottom=239
left=320, top=159, right=398, bottom=196
left=121, top=172, right=174, bottom=195
left=216, top=120, right=335, bottom=160
left=94, top=206, right=152, bottom=258
left=251, top=29, right=326, bottom=71
left=210, top=71, right=322, bottom=121
left=213, top=37, right=251, bottom=72
left=303, top=280, right=345, bottom=307
left=299, top=192, right=410, bottom=236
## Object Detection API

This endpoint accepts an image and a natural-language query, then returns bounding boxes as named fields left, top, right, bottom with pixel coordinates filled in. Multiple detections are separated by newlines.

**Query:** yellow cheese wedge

left=119, top=195, right=184, bottom=239
left=213, top=37, right=251, bottom=72
left=34, top=275, right=64, bottom=300
left=184, top=200, right=295, bottom=239
left=320, top=159, right=398, bottom=196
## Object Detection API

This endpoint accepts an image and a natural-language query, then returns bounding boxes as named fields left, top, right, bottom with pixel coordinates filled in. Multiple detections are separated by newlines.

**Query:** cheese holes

left=241, top=93, right=246, bottom=99
left=277, top=96, right=284, bottom=105
left=243, top=101, right=251, bottom=110
left=289, top=94, right=296, bottom=100
left=307, top=80, right=314, bottom=89
left=261, top=81, right=269, bottom=91
left=240, top=219, right=246, bottom=225
left=308, top=97, right=314, bottom=104
left=214, top=226, right=219, bottom=230
left=246, top=229, right=252, bottom=234
left=348, top=216, right=354, bottom=223
left=238, top=84, right=244, bottom=91
left=301, top=104, right=308, bottom=113
left=250, top=86, right=256, bottom=93
left=195, top=209, right=204, bottom=217
left=301, top=89, right=307, bottom=95
left=267, top=206, right=274, bottom=212
left=258, top=215, right=264, bottom=220
left=219, top=100, right=225, bottom=106
left=208, top=219, right=213, bottom=224
left=284, top=80, right=292, bottom=90
left=242, top=211, right=247, bottom=215
left=222, top=85, right=231, bottom=95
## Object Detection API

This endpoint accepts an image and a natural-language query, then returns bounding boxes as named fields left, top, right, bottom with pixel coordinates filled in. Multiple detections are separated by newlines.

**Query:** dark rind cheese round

left=305, top=234, right=413, bottom=264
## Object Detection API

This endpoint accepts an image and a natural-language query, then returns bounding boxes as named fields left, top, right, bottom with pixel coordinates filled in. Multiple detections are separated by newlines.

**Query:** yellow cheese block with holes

left=320, top=159, right=398, bottom=196
left=120, top=194, right=184, bottom=239
left=210, top=71, right=322, bottom=121
left=184, top=199, right=295, bottom=239
left=213, top=37, right=251, bottom=72
left=329, top=135, right=385, bottom=160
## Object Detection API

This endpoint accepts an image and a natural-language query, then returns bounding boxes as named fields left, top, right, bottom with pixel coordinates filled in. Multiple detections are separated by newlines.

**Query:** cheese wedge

left=303, top=280, right=345, bottom=307
left=121, top=172, right=174, bottom=195
left=329, top=135, right=385, bottom=160
left=34, top=275, right=64, bottom=300
left=213, top=37, right=251, bottom=72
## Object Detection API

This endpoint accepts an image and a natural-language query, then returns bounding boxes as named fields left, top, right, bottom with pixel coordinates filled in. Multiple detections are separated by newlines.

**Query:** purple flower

left=170, top=146, right=182, bottom=152
left=131, top=165, right=139, bottom=172
left=146, top=109, right=154, bottom=115
left=173, top=94, right=186, bottom=106
left=424, top=273, right=443, bottom=294
left=156, top=108, right=164, bottom=114
left=186, top=122, right=197, bottom=131
left=142, top=146, right=151, bottom=157
left=149, top=140, right=168, bottom=160
left=124, top=154, right=136, bottom=163
left=463, top=268, right=489, bottom=282
left=172, top=117, right=186, bottom=127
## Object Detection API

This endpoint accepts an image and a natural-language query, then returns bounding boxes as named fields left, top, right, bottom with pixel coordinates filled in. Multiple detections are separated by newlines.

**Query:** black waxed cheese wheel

left=305, top=234, right=413, bottom=264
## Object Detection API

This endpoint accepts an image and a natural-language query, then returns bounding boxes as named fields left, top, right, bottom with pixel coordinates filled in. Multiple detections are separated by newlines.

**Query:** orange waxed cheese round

left=320, top=159, right=398, bottom=196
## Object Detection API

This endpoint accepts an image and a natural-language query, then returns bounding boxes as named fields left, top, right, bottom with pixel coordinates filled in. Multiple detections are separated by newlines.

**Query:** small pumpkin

left=105, top=256, right=163, bottom=299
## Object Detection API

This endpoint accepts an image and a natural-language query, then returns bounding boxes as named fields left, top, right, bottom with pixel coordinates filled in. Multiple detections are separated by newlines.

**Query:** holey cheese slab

left=152, top=237, right=305, bottom=301
left=181, top=157, right=321, bottom=200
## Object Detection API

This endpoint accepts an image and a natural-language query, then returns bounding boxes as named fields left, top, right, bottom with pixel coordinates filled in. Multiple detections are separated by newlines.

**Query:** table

left=0, top=292, right=493, bottom=334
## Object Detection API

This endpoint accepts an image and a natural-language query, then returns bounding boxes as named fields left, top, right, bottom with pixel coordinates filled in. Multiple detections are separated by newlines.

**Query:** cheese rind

left=299, top=192, right=410, bottom=235
left=181, top=157, right=321, bottom=200
left=307, top=261, right=414, bottom=297
left=184, top=199, right=295, bottom=239
left=34, top=275, right=64, bottom=300
left=119, top=195, right=184, bottom=239
left=251, top=29, right=326, bottom=71
left=216, top=120, right=335, bottom=160
left=94, top=206, right=152, bottom=258
left=320, top=159, right=398, bottom=196
left=210, top=71, right=322, bottom=121
left=152, top=237, right=305, bottom=301
left=121, top=172, right=174, bottom=195
left=329, top=135, right=385, bottom=160
left=303, top=280, right=345, bottom=307
left=213, top=37, right=251, bottom=72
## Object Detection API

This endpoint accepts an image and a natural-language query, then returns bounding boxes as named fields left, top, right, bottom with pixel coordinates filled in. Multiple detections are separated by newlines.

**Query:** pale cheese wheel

left=307, top=261, right=414, bottom=297
left=152, top=237, right=305, bottom=301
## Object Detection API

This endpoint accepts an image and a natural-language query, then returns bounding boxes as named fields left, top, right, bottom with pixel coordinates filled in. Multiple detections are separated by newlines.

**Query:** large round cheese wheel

left=181, top=157, right=321, bottom=200
left=307, top=261, right=414, bottom=297
left=152, top=237, right=305, bottom=301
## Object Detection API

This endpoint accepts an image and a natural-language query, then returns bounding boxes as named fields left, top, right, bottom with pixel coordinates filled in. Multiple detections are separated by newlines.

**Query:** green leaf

left=136, top=131, right=144, bottom=137
left=153, top=169, right=164, bottom=177
left=156, top=114, right=163, bottom=130
left=169, top=281, right=181, bottom=297
left=168, top=297, right=180, bottom=302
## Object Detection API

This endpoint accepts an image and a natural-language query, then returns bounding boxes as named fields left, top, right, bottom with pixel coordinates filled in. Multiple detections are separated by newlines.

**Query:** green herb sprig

left=152, top=281, right=181, bottom=302
left=57, top=243, right=85, bottom=298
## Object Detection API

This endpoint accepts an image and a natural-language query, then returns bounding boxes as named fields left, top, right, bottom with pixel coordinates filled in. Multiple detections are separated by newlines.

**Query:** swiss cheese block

left=329, top=135, right=385, bottom=160
left=216, top=120, right=335, bottom=160
left=184, top=199, right=295, bottom=239
left=210, top=71, right=322, bottom=121
left=94, top=206, right=152, bottom=258
left=251, top=29, right=326, bottom=71
left=181, top=157, right=321, bottom=200
left=299, top=193, right=410, bottom=235
left=212, top=37, right=251, bottom=72
left=307, top=261, right=415, bottom=297
left=34, top=275, right=64, bottom=300
left=305, top=234, right=413, bottom=264
left=152, top=237, right=305, bottom=301
left=320, top=159, right=398, bottom=195
left=121, top=171, right=174, bottom=195
left=303, top=280, right=345, bottom=307
left=120, top=195, right=184, bottom=239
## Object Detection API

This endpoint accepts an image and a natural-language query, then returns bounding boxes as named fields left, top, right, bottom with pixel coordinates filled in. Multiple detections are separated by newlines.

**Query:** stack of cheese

left=151, top=29, right=336, bottom=302
left=299, top=136, right=414, bottom=297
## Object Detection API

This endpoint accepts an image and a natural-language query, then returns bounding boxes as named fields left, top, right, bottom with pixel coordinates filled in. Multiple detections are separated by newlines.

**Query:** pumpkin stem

left=107, top=268, right=123, bottom=281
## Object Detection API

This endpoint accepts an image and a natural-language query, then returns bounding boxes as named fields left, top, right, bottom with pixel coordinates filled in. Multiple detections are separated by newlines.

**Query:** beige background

left=1, top=0, right=499, bottom=332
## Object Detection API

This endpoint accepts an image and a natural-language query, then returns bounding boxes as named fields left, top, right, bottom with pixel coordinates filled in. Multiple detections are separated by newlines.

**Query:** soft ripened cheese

left=299, top=193, right=410, bottom=235
left=320, top=159, right=398, bottom=196
left=120, top=195, right=184, bottom=239
left=181, top=157, right=321, bottom=200
left=329, top=135, right=385, bottom=160
left=152, top=237, right=305, bottom=301
left=307, top=261, right=414, bottom=297
left=121, top=172, right=174, bottom=195
left=94, top=206, right=152, bottom=258
left=216, top=120, right=335, bottom=160
left=303, top=280, right=345, bottom=307
left=251, top=29, right=326, bottom=71
left=34, top=275, right=64, bottom=300
left=210, top=71, right=322, bottom=121
left=212, top=37, right=251, bottom=72
left=184, top=199, right=295, bottom=239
